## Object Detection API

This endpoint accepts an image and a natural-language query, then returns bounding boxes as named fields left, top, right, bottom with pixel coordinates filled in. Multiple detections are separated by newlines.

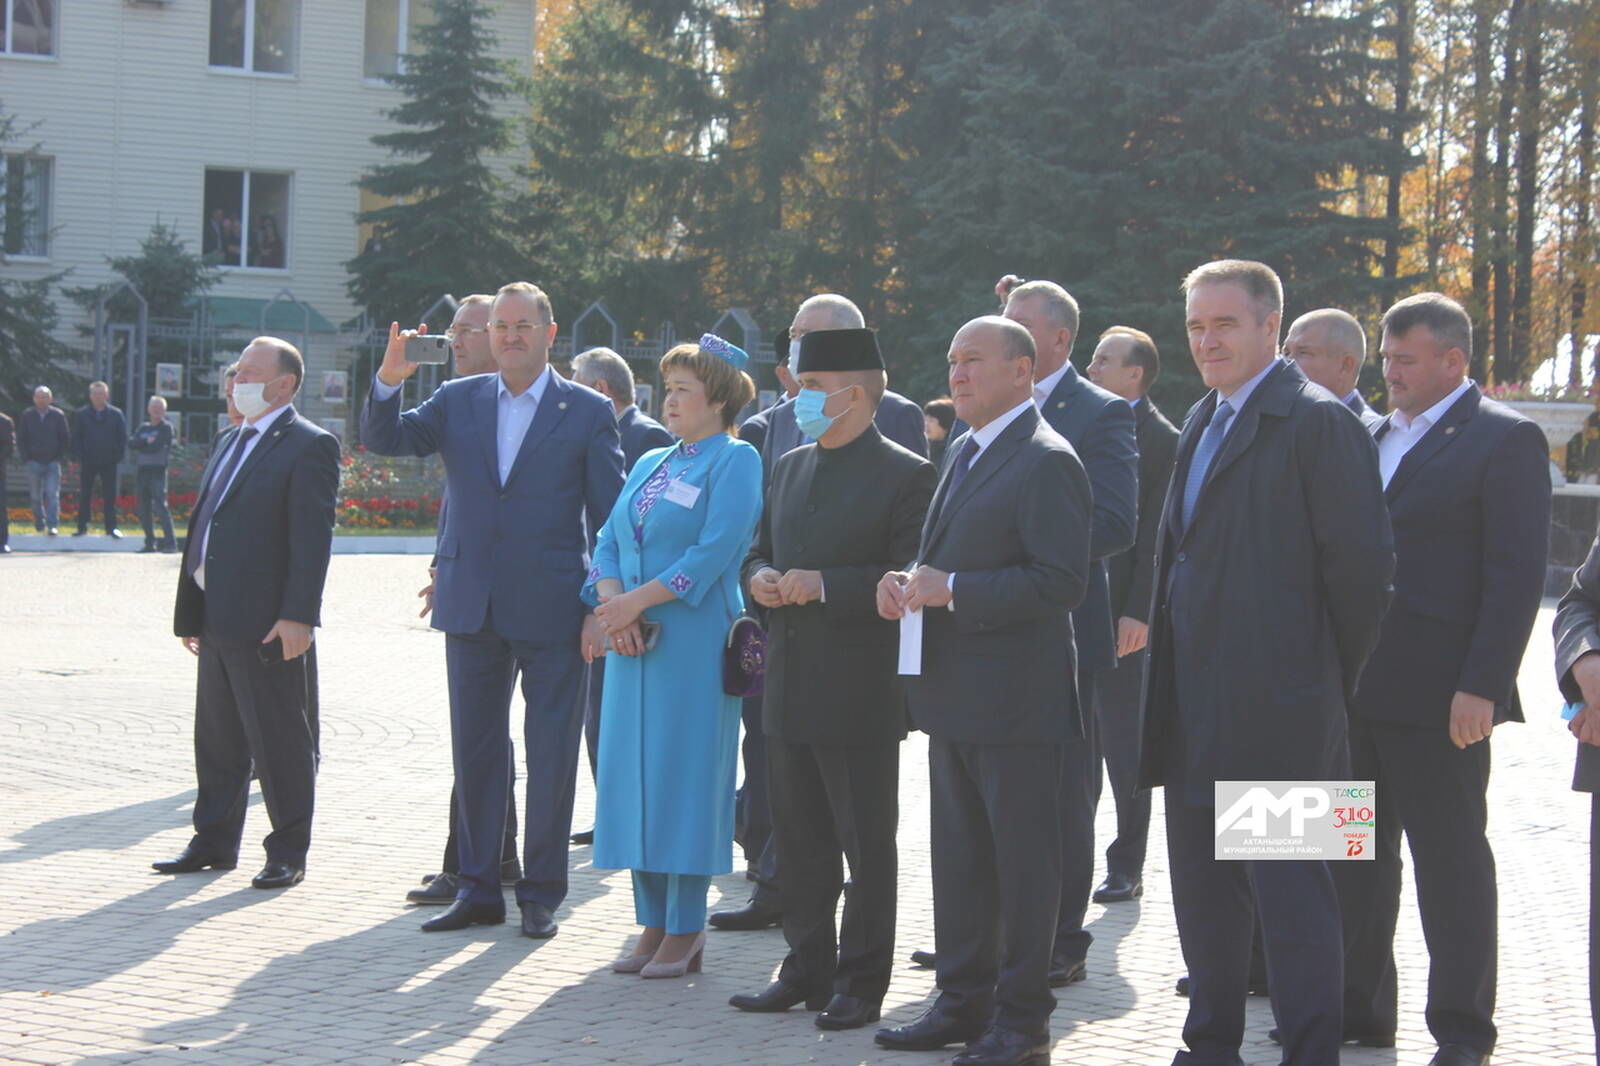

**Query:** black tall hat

left=795, top=328, right=884, bottom=373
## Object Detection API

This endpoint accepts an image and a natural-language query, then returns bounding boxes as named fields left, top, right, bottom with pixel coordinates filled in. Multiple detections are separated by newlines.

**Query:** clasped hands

left=875, top=565, right=951, bottom=620
left=583, top=589, right=647, bottom=662
left=748, top=567, right=823, bottom=610
left=1567, top=652, right=1600, bottom=748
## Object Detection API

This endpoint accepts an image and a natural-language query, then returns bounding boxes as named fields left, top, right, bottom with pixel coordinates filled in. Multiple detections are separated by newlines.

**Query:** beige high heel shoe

left=612, top=949, right=655, bottom=974
left=639, top=930, right=705, bottom=979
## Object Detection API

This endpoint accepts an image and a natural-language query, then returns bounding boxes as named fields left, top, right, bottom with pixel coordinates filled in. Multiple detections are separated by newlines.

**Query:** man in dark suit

left=875, top=315, right=1092, bottom=1066
left=1000, top=280, right=1136, bottom=984
left=715, top=295, right=929, bottom=933
left=0, top=409, right=12, bottom=554
left=154, top=337, right=339, bottom=890
left=730, top=329, right=936, bottom=1030
left=407, top=294, right=522, bottom=904
left=1139, top=260, right=1393, bottom=1066
left=72, top=381, right=127, bottom=538
left=1084, top=325, right=1178, bottom=902
left=1284, top=307, right=1384, bottom=429
left=1332, top=293, right=1550, bottom=1066
left=1552, top=532, right=1600, bottom=1066
left=363, top=282, right=624, bottom=938
left=566, top=345, right=673, bottom=845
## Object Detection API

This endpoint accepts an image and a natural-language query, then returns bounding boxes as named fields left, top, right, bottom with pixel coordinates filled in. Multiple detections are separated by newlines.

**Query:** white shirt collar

left=1033, top=361, right=1072, bottom=406
left=1390, top=377, right=1473, bottom=434
left=497, top=364, right=552, bottom=404
left=245, top=403, right=292, bottom=434
left=968, top=397, right=1036, bottom=458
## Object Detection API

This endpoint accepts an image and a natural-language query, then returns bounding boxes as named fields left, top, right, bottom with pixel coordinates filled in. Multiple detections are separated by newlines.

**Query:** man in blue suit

left=1284, top=308, right=1384, bottom=429
left=363, top=281, right=625, bottom=938
left=1331, top=293, right=1550, bottom=1066
left=568, top=345, right=673, bottom=843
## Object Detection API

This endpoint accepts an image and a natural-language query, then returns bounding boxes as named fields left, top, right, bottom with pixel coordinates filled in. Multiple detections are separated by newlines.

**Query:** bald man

left=1285, top=308, right=1382, bottom=429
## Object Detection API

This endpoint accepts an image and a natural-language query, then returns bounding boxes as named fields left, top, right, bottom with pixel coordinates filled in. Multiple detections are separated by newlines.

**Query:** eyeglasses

left=444, top=327, right=488, bottom=341
left=490, top=322, right=546, bottom=334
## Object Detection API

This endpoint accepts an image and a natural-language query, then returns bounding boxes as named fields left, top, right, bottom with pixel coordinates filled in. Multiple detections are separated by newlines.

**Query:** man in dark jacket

left=1139, top=260, right=1394, bottom=1066
left=18, top=386, right=69, bottom=534
left=730, top=328, right=935, bottom=1031
left=72, top=381, right=128, bottom=537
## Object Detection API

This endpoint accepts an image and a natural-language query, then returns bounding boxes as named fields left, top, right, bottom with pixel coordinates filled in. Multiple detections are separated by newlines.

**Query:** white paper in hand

left=898, top=607, right=923, bottom=676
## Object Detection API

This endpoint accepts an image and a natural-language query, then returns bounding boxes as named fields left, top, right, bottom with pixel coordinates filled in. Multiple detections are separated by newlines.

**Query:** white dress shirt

left=194, top=404, right=292, bottom=591
left=1377, top=377, right=1474, bottom=488
left=370, top=366, right=552, bottom=485
left=946, top=396, right=1037, bottom=609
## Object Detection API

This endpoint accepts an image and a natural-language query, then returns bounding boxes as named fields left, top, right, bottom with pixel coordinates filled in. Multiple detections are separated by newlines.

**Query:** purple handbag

left=723, top=613, right=767, bottom=697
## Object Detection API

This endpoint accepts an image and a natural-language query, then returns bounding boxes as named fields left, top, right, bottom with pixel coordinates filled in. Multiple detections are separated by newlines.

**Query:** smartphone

left=605, top=620, right=661, bottom=653
left=257, top=637, right=284, bottom=664
left=404, top=334, right=450, bottom=364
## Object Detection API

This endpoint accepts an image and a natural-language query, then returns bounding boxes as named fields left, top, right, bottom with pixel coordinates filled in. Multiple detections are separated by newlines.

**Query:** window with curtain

left=2, top=154, right=51, bottom=257
left=1, top=1, right=56, bottom=57
left=363, top=0, right=434, bottom=80
left=209, top=0, right=298, bottom=75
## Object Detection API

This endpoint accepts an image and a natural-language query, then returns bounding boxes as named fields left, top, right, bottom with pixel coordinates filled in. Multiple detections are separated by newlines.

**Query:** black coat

left=17, top=406, right=70, bottom=463
left=1352, top=387, right=1550, bottom=728
left=1137, top=360, right=1394, bottom=793
left=760, top=390, right=929, bottom=482
left=1555, top=531, right=1600, bottom=793
left=905, top=404, right=1093, bottom=745
left=617, top=404, right=674, bottom=470
left=745, top=424, right=936, bottom=746
left=1109, top=397, right=1178, bottom=624
left=0, top=411, right=12, bottom=467
left=73, top=404, right=128, bottom=465
left=174, top=407, right=340, bottom=648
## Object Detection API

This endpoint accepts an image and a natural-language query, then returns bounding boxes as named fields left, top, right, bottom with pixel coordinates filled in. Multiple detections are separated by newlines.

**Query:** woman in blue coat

left=582, top=334, right=763, bottom=978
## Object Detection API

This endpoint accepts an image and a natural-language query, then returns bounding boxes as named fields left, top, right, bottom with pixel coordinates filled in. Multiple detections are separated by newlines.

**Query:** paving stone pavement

left=0, top=553, right=1592, bottom=1066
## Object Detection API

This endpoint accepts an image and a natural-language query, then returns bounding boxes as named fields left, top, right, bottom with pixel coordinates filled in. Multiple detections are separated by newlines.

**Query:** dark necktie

left=185, top=427, right=258, bottom=578
left=936, top=436, right=980, bottom=524
left=1180, top=400, right=1234, bottom=529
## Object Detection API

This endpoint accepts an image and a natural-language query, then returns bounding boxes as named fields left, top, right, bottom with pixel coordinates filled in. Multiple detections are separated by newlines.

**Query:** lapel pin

left=558, top=401, right=567, bottom=410
left=1056, top=401, right=1066, bottom=408
left=1445, top=426, right=1455, bottom=435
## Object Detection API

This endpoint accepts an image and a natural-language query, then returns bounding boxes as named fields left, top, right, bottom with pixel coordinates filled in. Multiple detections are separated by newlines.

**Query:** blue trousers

left=444, top=623, right=584, bottom=907
left=632, top=870, right=711, bottom=934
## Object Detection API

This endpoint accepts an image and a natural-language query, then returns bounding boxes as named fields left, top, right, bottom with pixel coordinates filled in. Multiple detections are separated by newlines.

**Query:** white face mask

left=232, top=378, right=281, bottom=420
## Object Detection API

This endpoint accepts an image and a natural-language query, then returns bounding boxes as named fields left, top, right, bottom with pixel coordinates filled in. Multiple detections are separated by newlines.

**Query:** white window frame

left=3, top=153, right=52, bottom=261
left=208, top=0, right=300, bottom=80
left=0, top=0, right=57, bottom=61
left=205, top=167, right=293, bottom=273
left=364, top=0, right=428, bottom=84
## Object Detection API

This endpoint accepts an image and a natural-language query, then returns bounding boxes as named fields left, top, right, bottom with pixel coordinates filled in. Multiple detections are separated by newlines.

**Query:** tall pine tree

left=347, top=0, right=535, bottom=326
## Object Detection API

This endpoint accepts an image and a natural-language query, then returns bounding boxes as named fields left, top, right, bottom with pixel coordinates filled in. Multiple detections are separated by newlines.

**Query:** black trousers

left=441, top=740, right=519, bottom=875
left=1165, top=779, right=1343, bottom=1066
left=929, top=736, right=1061, bottom=1037
left=77, top=461, right=118, bottom=533
left=1053, top=666, right=1100, bottom=964
left=1591, top=792, right=1599, bottom=1065
left=191, top=635, right=317, bottom=864
left=1334, top=719, right=1497, bottom=1051
left=1095, top=652, right=1151, bottom=877
left=735, top=694, right=776, bottom=888
left=768, top=738, right=899, bottom=1001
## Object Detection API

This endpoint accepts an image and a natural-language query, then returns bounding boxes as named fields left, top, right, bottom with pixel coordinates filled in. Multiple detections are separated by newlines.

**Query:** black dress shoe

left=139, top=544, right=157, bottom=553
left=251, top=862, right=304, bottom=889
left=1091, top=872, right=1143, bottom=903
left=874, top=1007, right=987, bottom=1051
left=1267, top=1026, right=1395, bottom=1048
left=707, top=898, right=782, bottom=931
left=519, top=901, right=558, bottom=938
left=815, top=994, right=881, bottom=1030
left=152, top=847, right=237, bottom=873
left=1429, top=1044, right=1491, bottom=1066
left=501, top=858, right=522, bottom=882
left=421, top=898, right=505, bottom=931
left=953, top=1027, right=1051, bottom=1066
left=406, top=872, right=460, bottom=904
left=570, top=828, right=594, bottom=845
left=909, top=948, right=937, bottom=968
left=728, top=980, right=830, bottom=1013
left=1047, top=956, right=1086, bottom=987
left=1175, top=974, right=1270, bottom=997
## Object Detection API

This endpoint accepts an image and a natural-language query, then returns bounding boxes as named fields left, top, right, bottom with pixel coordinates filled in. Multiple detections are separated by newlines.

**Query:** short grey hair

left=1381, top=292, right=1472, bottom=359
left=1289, top=308, right=1367, bottom=369
left=147, top=395, right=168, bottom=411
left=1182, top=259, right=1284, bottom=323
left=795, top=293, right=865, bottom=329
left=248, top=335, right=305, bottom=392
left=572, top=346, right=635, bottom=401
left=1005, top=280, right=1080, bottom=343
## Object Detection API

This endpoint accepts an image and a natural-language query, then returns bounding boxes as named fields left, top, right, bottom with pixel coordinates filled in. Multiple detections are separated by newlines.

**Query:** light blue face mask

left=794, top=385, right=854, bottom=439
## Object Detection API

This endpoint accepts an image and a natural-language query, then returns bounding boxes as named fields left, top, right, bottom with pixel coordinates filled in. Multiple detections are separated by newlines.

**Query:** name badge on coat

left=664, top=481, right=702, bottom=508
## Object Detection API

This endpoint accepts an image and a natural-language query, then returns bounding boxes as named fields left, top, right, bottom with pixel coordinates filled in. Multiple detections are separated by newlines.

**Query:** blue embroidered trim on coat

left=587, top=565, right=602, bottom=583
left=668, top=571, right=694, bottom=594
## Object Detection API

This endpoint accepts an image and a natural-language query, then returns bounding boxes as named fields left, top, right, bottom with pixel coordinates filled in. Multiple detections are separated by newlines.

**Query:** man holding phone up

left=155, top=337, right=339, bottom=890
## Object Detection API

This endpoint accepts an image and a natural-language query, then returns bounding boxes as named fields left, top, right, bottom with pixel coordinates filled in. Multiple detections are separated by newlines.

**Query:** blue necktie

left=1180, top=400, right=1234, bottom=529
left=935, top=436, right=979, bottom=523
left=185, top=427, right=257, bottom=578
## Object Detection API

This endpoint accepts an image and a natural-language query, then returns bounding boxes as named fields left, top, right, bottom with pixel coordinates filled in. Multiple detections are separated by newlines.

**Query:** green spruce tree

left=347, top=0, right=535, bottom=326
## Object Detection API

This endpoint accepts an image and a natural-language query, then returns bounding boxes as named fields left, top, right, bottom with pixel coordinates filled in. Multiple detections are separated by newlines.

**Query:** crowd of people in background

left=11, top=256, right=1594, bottom=1066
